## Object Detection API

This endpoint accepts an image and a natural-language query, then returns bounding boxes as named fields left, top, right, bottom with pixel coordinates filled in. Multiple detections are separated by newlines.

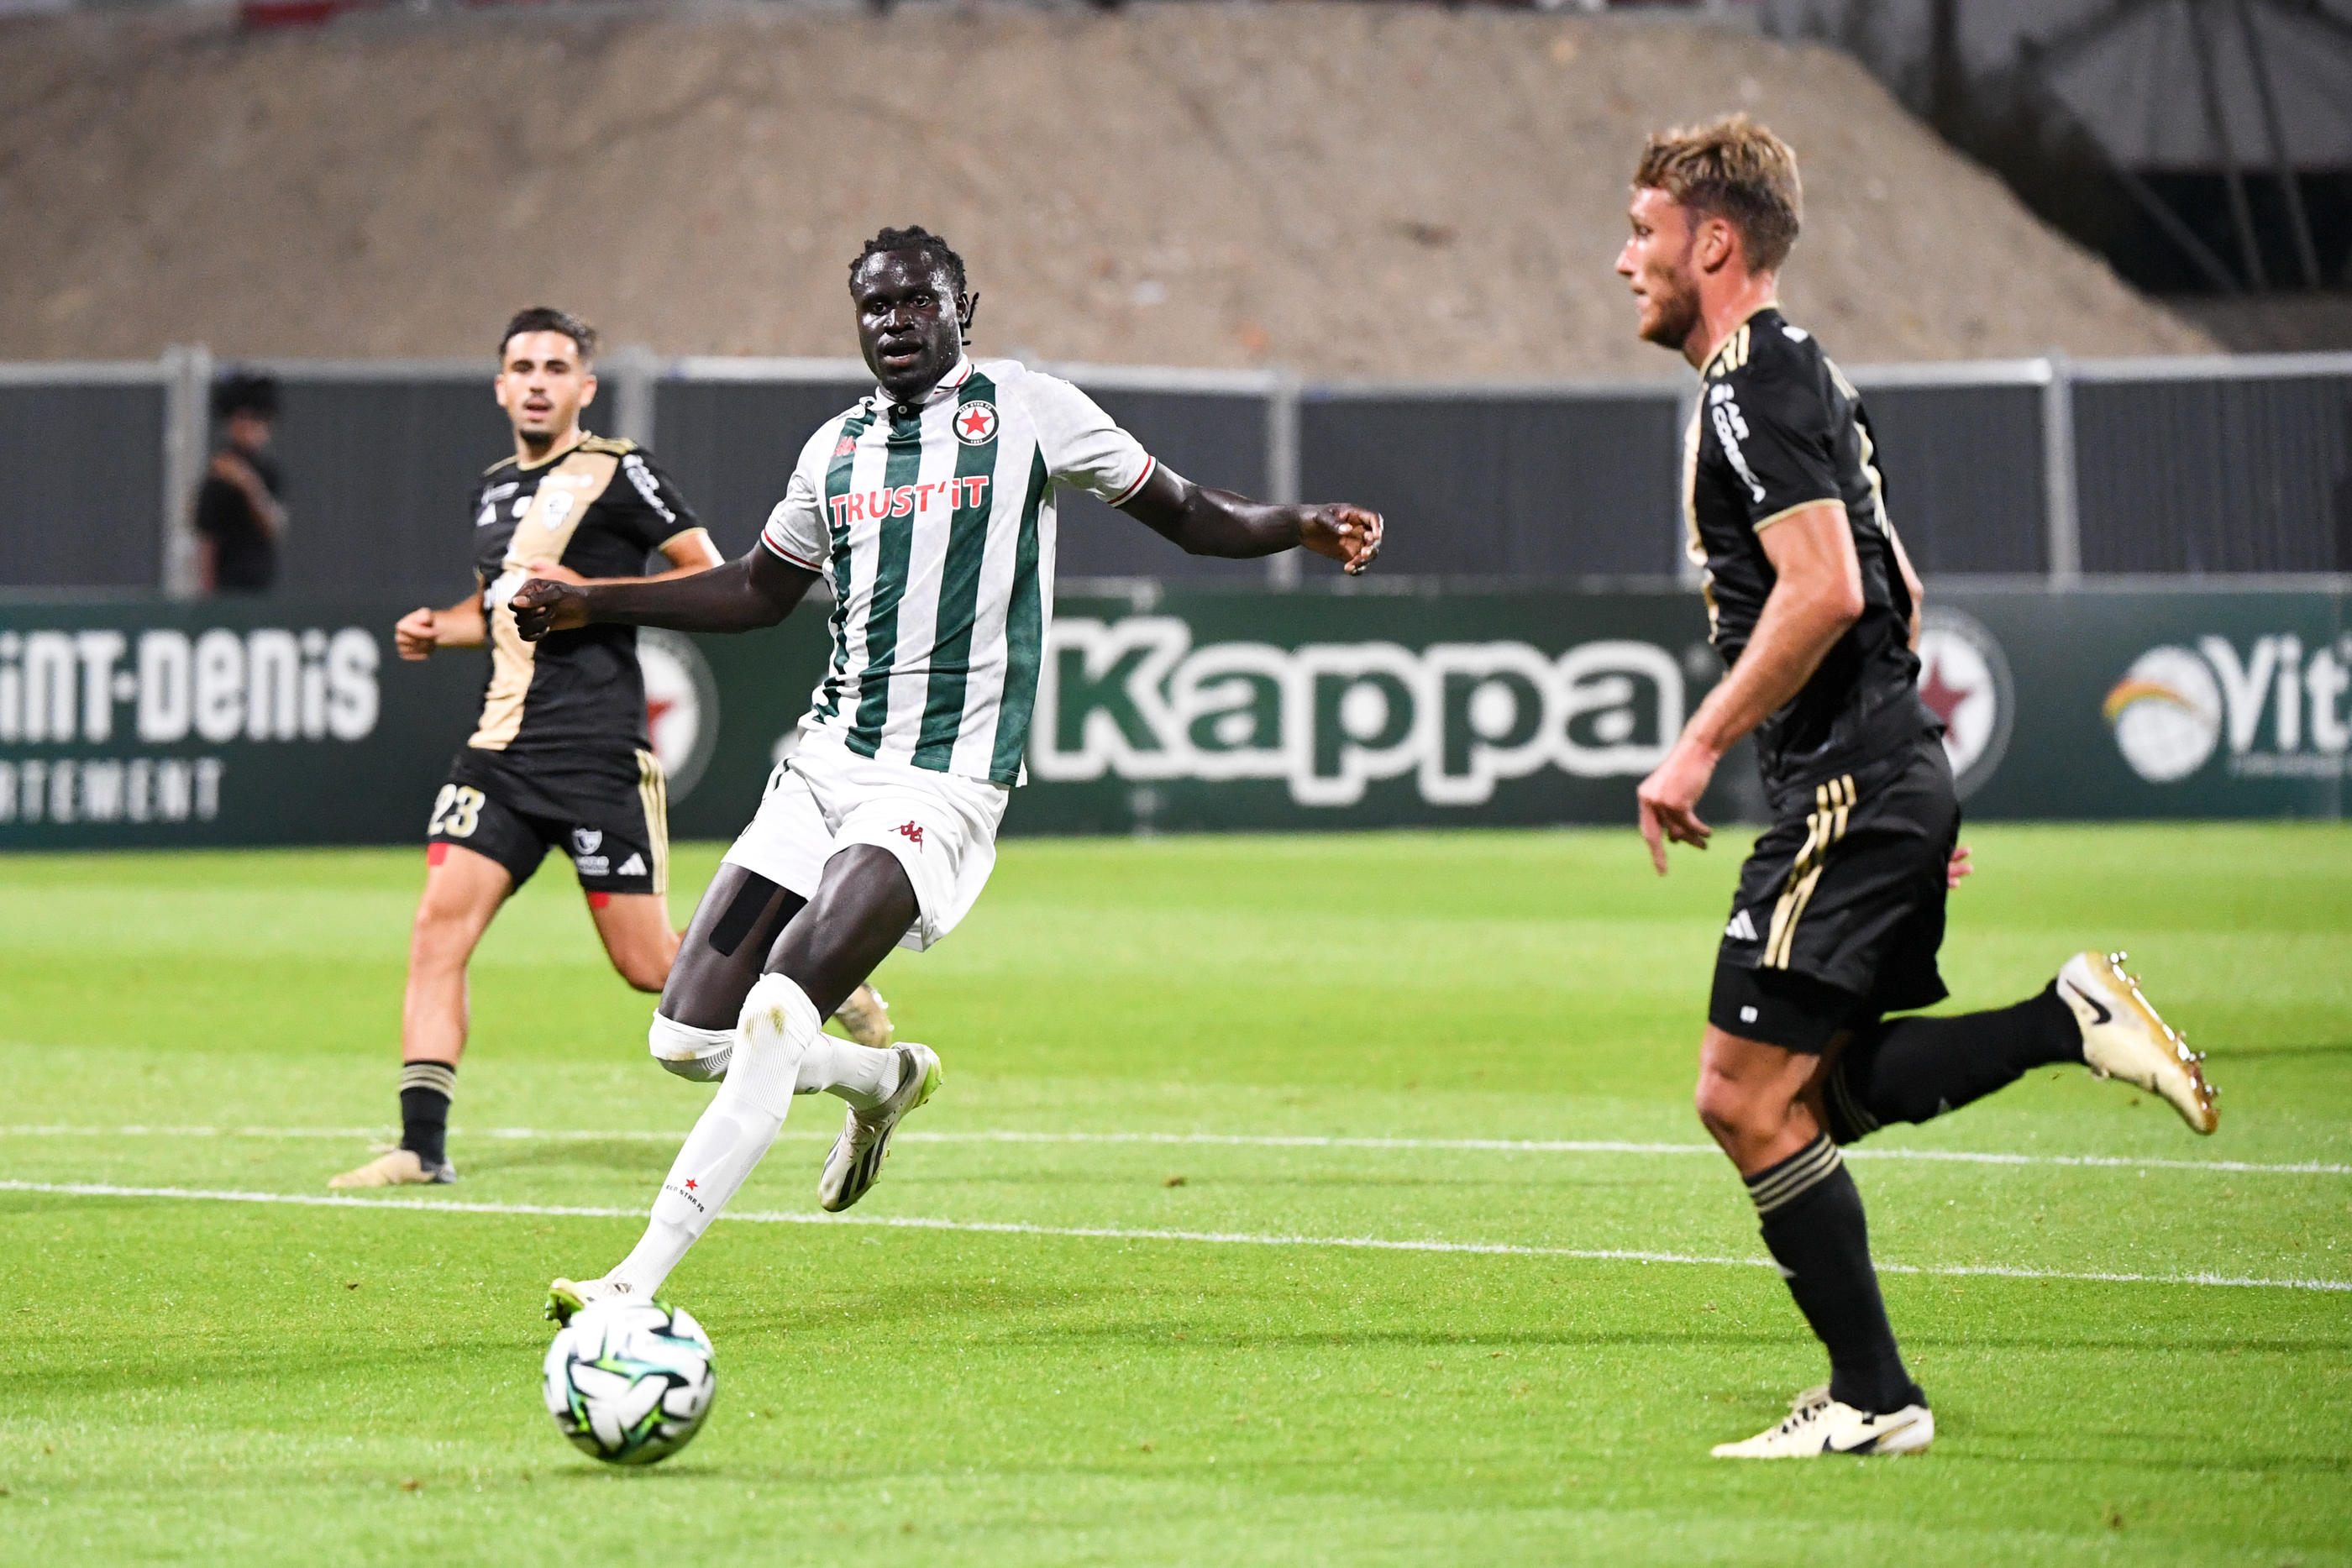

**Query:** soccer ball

left=542, top=1298, right=718, bottom=1465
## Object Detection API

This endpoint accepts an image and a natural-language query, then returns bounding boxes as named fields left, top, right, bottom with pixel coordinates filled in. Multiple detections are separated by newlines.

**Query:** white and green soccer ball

left=543, top=1298, right=717, bottom=1465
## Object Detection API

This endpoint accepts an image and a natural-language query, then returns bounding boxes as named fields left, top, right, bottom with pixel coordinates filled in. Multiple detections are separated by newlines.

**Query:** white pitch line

left=1, top=1179, right=2346, bottom=1295
left=2, top=1125, right=2345, bottom=1177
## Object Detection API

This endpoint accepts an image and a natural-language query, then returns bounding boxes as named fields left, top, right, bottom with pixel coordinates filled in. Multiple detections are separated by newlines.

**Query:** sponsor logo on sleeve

left=621, top=454, right=678, bottom=525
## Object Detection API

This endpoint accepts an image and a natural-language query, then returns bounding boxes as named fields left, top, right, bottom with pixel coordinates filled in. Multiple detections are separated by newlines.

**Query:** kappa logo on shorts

left=895, top=821, right=926, bottom=847
left=572, top=827, right=602, bottom=856
left=953, top=401, right=999, bottom=447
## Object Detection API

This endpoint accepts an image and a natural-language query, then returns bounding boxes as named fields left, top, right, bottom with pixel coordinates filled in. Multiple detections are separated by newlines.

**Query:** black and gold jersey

left=467, top=433, right=703, bottom=756
left=1683, top=307, right=1930, bottom=790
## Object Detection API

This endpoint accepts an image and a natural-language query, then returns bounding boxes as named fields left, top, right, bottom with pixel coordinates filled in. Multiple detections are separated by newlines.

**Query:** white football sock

left=610, top=973, right=818, bottom=1298
left=797, top=1035, right=901, bottom=1110
left=648, top=1014, right=732, bottom=1083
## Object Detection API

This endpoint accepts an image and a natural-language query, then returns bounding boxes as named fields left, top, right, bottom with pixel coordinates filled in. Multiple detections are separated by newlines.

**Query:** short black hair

left=211, top=370, right=279, bottom=422
left=849, top=226, right=969, bottom=297
left=497, top=306, right=598, bottom=363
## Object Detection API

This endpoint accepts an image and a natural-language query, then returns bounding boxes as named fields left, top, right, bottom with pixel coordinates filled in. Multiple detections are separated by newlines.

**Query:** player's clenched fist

left=1301, top=504, right=1383, bottom=575
left=394, top=606, right=439, bottom=661
left=512, top=578, right=590, bottom=641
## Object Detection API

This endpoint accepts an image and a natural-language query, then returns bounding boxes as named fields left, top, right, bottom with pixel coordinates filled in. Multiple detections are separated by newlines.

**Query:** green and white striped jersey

left=760, top=358, right=1155, bottom=786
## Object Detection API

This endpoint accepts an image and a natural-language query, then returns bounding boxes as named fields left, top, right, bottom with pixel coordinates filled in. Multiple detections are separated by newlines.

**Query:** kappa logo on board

left=953, top=401, right=999, bottom=446
left=1032, top=617, right=1683, bottom=808
left=833, top=435, right=858, bottom=459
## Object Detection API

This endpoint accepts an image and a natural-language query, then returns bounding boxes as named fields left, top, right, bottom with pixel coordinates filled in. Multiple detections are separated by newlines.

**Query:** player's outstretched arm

left=511, top=545, right=819, bottom=642
left=1118, top=464, right=1382, bottom=575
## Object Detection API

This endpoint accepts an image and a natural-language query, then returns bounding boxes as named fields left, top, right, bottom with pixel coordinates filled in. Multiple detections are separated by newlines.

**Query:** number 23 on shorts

left=428, top=784, right=485, bottom=838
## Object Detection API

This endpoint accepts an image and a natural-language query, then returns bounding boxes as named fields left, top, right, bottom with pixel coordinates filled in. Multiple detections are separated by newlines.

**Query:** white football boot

left=328, top=1146, right=454, bottom=1190
left=545, top=1274, right=642, bottom=1325
left=2056, top=951, right=2218, bottom=1134
left=831, top=983, right=895, bottom=1049
left=1712, top=1389, right=1935, bottom=1458
left=817, top=1043, right=942, bottom=1213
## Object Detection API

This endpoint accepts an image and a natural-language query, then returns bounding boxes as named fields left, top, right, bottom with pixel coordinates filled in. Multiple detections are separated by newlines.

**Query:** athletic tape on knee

left=648, top=1014, right=734, bottom=1082
left=706, top=872, right=781, bottom=958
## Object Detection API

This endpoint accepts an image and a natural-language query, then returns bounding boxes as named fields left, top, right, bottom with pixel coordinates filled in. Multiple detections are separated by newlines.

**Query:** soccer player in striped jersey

left=517, top=227, right=1380, bottom=1317
left=1618, top=118, right=2218, bottom=1458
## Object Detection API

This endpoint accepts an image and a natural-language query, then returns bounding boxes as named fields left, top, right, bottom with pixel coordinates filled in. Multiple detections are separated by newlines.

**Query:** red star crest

left=953, top=401, right=999, bottom=447
left=1919, top=652, right=1973, bottom=730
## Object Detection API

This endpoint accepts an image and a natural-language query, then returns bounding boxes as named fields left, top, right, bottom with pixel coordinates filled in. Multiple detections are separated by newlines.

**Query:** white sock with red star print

left=611, top=973, right=818, bottom=1297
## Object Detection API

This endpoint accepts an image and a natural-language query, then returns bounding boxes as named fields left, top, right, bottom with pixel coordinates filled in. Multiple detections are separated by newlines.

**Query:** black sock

left=1748, top=1134, right=1921, bottom=1415
left=1824, top=983, right=2082, bottom=1142
left=398, top=1060, right=456, bottom=1167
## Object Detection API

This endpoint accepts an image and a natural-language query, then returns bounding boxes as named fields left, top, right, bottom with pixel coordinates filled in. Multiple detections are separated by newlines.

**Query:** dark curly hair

left=849, top=225, right=969, bottom=297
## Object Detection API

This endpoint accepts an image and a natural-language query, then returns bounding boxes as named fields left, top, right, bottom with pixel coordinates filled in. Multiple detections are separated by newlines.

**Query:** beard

left=1638, top=270, right=1702, bottom=349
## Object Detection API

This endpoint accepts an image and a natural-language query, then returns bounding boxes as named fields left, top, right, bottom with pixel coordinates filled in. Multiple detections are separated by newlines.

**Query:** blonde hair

left=1633, top=114, right=1803, bottom=272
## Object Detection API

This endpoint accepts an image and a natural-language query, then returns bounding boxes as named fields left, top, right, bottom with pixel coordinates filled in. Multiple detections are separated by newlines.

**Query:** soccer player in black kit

left=1616, top=118, right=2219, bottom=1457
left=329, top=308, right=727, bottom=1188
left=331, top=307, right=895, bottom=1192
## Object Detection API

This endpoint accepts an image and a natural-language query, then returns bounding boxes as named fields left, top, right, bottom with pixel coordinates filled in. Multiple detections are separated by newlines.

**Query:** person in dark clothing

left=1616, top=114, right=2219, bottom=1460
left=194, top=371, right=286, bottom=594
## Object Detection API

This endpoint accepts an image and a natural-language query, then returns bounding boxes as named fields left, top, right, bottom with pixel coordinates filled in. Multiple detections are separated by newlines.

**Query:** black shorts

left=426, top=745, right=669, bottom=896
left=1709, top=733, right=1958, bottom=1052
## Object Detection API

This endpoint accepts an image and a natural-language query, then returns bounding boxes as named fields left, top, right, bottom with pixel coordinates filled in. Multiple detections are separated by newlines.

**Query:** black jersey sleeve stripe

left=1751, top=496, right=1845, bottom=532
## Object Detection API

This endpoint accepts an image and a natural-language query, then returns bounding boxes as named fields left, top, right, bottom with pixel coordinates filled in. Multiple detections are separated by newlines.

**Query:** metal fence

left=6, top=349, right=2349, bottom=597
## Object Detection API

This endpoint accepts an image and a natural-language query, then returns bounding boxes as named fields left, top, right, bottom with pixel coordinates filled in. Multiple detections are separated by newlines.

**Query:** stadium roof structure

left=2024, top=0, right=2352, bottom=290
left=2029, top=0, right=2352, bottom=174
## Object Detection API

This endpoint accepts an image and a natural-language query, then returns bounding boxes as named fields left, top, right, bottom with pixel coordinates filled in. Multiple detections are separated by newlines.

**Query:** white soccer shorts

left=720, top=730, right=1009, bottom=952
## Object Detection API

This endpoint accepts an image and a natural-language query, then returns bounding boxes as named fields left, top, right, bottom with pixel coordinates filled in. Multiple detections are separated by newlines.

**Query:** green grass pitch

left=2, top=823, right=2347, bottom=1565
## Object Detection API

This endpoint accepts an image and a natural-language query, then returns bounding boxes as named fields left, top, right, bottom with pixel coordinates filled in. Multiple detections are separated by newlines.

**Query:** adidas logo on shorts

left=1725, top=908, right=1760, bottom=942
left=617, top=852, right=647, bottom=877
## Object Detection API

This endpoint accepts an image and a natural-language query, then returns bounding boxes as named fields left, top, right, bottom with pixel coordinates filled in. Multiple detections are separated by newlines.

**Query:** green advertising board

left=3, top=586, right=2344, bottom=851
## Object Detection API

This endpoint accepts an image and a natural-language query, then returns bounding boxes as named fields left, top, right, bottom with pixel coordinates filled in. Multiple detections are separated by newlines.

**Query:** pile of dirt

left=0, top=2, right=2214, bottom=373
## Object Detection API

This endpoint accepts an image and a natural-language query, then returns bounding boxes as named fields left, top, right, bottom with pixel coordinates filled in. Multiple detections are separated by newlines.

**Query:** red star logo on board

left=1919, top=653, right=1971, bottom=729
left=646, top=695, right=675, bottom=733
